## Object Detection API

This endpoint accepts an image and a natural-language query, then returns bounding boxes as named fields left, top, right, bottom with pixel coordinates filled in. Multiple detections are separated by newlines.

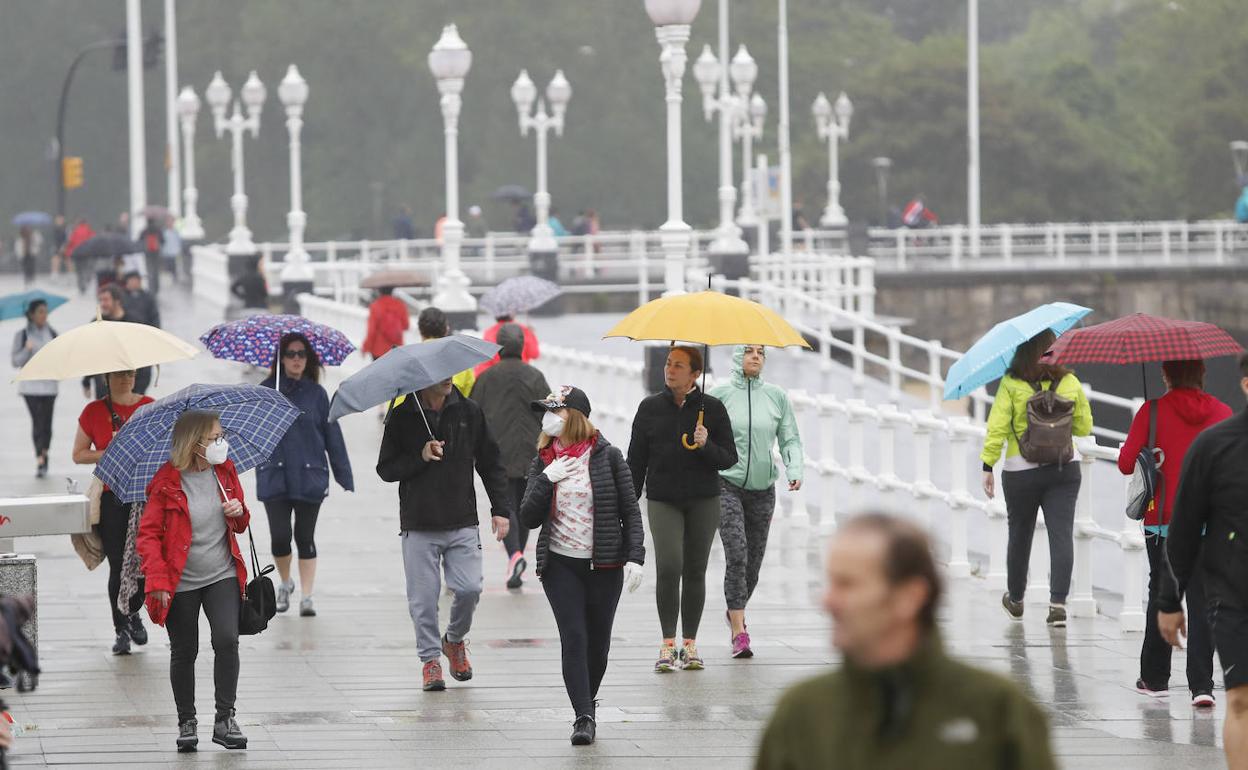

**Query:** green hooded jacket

left=708, top=346, right=804, bottom=491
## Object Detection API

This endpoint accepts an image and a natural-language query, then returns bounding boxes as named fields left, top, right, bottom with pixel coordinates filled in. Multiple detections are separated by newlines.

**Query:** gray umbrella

left=328, top=335, right=500, bottom=425
left=479, top=276, right=562, bottom=317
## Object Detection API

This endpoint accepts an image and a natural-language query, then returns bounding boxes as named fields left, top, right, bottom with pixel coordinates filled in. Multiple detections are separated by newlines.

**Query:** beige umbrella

left=360, top=270, right=428, bottom=290
left=15, top=320, right=198, bottom=381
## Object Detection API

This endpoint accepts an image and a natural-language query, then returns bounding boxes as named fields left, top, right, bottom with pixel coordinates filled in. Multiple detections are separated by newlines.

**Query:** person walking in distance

left=257, top=333, right=354, bottom=617
left=136, top=411, right=252, bottom=752
left=1117, top=359, right=1230, bottom=704
left=708, top=345, right=803, bottom=658
left=10, top=299, right=58, bottom=478
left=72, top=370, right=154, bottom=654
left=417, top=307, right=475, bottom=397
left=628, top=345, right=737, bottom=672
left=362, top=287, right=410, bottom=361
left=980, top=330, right=1092, bottom=627
left=520, top=386, right=645, bottom=745
left=376, top=375, right=513, bottom=691
left=471, top=323, right=551, bottom=588
left=14, top=225, right=41, bottom=286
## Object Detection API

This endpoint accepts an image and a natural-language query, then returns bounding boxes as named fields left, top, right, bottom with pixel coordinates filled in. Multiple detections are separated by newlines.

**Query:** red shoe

left=422, top=660, right=445, bottom=691
left=442, top=634, right=473, bottom=681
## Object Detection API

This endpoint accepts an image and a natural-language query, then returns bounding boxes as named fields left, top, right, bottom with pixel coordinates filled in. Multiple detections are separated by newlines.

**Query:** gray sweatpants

left=719, top=479, right=776, bottom=610
left=1001, top=463, right=1081, bottom=605
left=401, top=527, right=484, bottom=662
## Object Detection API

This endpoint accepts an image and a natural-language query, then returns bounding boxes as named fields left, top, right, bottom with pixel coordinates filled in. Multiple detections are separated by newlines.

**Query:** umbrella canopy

left=138, top=205, right=170, bottom=222
left=72, top=233, right=141, bottom=260
left=943, top=302, right=1092, bottom=400
left=491, top=184, right=531, bottom=201
left=328, top=335, right=500, bottom=421
left=0, top=290, right=68, bottom=322
left=360, top=270, right=428, bottom=290
left=603, top=291, right=810, bottom=349
left=1044, top=313, right=1243, bottom=366
left=14, top=319, right=198, bottom=381
left=200, top=314, right=356, bottom=368
left=95, top=384, right=301, bottom=503
left=479, top=276, right=562, bottom=317
left=11, top=211, right=51, bottom=228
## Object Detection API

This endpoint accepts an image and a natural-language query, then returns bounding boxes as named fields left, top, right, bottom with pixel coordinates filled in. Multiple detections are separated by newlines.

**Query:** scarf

left=539, top=433, right=597, bottom=465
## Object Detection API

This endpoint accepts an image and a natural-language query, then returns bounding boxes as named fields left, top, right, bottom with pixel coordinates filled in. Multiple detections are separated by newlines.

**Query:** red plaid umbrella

left=1045, top=313, right=1242, bottom=365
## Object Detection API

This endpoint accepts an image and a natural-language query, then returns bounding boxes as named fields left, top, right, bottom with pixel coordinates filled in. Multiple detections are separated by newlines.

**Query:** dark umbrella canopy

left=491, top=184, right=531, bottom=201
left=72, top=233, right=140, bottom=260
left=1045, top=313, right=1243, bottom=365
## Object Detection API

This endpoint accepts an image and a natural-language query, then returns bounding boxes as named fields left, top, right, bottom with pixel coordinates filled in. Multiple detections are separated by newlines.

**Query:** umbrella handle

left=681, top=409, right=705, bottom=451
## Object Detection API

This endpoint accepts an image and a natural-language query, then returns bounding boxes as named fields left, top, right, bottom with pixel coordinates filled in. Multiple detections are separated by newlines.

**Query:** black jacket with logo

left=627, top=386, right=737, bottom=503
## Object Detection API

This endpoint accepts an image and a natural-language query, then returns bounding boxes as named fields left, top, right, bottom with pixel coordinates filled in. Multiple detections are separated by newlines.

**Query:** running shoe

left=422, top=660, right=446, bottom=691
left=1001, top=592, right=1024, bottom=619
left=731, top=632, right=753, bottom=659
left=571, top=714, right=596, bottom=746
left=300, top=596, right=316, bottom=617
left=654, top=642, right=677, bottom=673
left=112, top=629, right=131, bottom=656
left=1135, top=679, right=1169, bottom=698
left=128, top=613, right=148, bottom=646
left=276, top=580, right=295, bottom=613
left=176, top=718, right=198, bottom=752
left=1046, top=604, right=1067, bottom=628
left=212, top=712, right=247, bottom=750
left=679, top=640, right=705, bottom=671
left=1192, top=691, right=1216, bottom=708
left=506, top=552, right=527, bottom=589
left=442, top=634, right=473, bottom=681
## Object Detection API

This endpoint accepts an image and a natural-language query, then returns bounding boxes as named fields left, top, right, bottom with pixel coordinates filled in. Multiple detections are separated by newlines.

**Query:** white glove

left=542, top=456, right=576, bottom=484
left=623, top=561, right=643, bottom=593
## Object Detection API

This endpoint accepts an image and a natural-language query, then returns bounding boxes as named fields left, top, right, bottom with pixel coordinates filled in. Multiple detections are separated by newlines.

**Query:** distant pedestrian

left=520, top=386, right=645, bottom=746
left=708, top=345, right=803, bottom=658
left=434, top=213, right=448, bottom=245
left=513, top=201, right=536, bottom=234
left=51, top=214, right=67, bottom=277
left=417, top=307, right=475, bottom=397
left=10, top=298, right=58, bottom=477
left=465, top=205, right=488, bottom=238
left=628, top=345, right=737, bottom=672
left=981, top=329, right=1092, bottom=627
left=121, top=271, right=161, bottom=327
left=84, top=285, right=152, bottom=397
left=393, top=205, right=417, bottom=240
left=471, top=323, right=551, bottom=588
left=229, top=256, right=269, bottom=315
left=66, top=218, right=96, bottom=295
left=14, top=225, right=41, bottom=285
left=161, top=217, right=182, bottom=281
left=474, top=313, right=540, bottom=376
left=140, top=218, right=164, bottom=294
left=258, top=333, right=354, bottom=617
left=376, top=373, right=513, bottom=692
left=755, top=513, right=1056, bottom=770
left=136, top=410, right=251, bottom=752
left=362, top=287, right=410, bottom=360
left=72, top=370, right=154, bottom=656
left=548, top=207, right=569, bottom=238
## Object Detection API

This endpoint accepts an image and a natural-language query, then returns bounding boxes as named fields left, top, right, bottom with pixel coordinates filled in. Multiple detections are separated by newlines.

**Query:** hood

left=261, top=374, right=308, bottom=397
left=729, top=345, right=765, bottom=388
left=1167, top=387, right=1226, bottom=425
left=497, top=323, right=526, bottom=359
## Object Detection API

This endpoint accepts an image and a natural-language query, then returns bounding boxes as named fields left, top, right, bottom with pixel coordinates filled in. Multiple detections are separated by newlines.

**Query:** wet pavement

left=0, top=275, right=1226, bottom=767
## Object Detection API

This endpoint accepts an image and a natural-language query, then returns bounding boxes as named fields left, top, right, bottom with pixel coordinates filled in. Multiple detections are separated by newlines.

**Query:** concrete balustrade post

left=876, top=403, right=900, bottom=491
left=927, top=340, right=943, bottom=412
left=895, top=230, right=906, bottom=270
left=909, top=412, right=941, bottom=530
left=1001, top=224, right=1012, bottom=264
left=1119, top=505, right=1147, bottom=634
left=817, top=396, right=840, bottom=535
left=1068, top=446, right=1099, bottom=619
left=851, top=324, right=866, bottom=389
left=846, top=399, right=870, bottom=516
left=946, top=416, right=973, bottom=577
left=786, top=391, right=812, bottom=530
left=858, top=260, right=875, bottom=316
left=950, top=225, right=963, bottom=269
left=887, top=331, right=902, bottom=402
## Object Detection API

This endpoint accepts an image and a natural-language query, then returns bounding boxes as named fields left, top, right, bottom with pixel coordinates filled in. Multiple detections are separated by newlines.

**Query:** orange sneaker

left=442, top=634, right=473, bottom=681
left=422, top=660, right=446, bottom=691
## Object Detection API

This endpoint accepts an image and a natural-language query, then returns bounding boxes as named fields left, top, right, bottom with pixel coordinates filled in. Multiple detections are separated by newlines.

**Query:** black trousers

left=166, top=577, right=241, bottom=723
left=503, top=477, right=530, bottom=558
left=263, top=499, right=322, bottom=559
left=542, top=552, right=624, bottom=718
left=1142, top=533, right=1214, bottom=693
left=21, top=395, right=55, bottom=457
left=95, top=490, right=144, bottom=632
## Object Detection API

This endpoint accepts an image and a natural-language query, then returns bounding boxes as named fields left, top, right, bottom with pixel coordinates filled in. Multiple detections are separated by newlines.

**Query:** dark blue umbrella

left=200, top=314, right=356, bottom=367
left=11, top=212, right=51, bottom=228
left=0, top=290, right=68, bottom=322
left=95, top=384, right=301, bottom=503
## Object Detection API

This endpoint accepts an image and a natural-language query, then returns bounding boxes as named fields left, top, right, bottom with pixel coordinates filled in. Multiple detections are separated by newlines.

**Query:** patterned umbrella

left=200, top=314, right=356, bottom=368
left=96, top=384, right=301, bottom=503
left=1044, top=313, right=1243, bottom=365
left=478, top=276, right=562, bottom=317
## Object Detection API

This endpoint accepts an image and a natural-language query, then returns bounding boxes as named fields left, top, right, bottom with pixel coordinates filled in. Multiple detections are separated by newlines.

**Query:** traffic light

left=62, top=156, right=83, bottom=190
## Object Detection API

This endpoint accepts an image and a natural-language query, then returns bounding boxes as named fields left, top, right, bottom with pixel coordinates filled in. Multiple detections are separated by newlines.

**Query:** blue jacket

left=256, top=376, right=354, bottom=503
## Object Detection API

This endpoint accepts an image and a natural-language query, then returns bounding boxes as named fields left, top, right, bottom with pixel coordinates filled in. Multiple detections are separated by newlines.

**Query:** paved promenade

left=0, top=275, right=1226, bottom=767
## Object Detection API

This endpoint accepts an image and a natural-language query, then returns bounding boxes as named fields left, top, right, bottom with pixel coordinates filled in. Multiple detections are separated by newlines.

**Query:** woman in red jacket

left=137, top=410, right=252, bottom=753
left=361, top=287, right=410, bottom=360
left=1117, top=359, right=1232, bottom=706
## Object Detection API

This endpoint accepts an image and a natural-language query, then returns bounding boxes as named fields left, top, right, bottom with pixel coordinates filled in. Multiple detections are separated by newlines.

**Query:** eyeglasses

left=200, top=435, right=226, bottom=446
left=283, top=349, right=307, bottom=360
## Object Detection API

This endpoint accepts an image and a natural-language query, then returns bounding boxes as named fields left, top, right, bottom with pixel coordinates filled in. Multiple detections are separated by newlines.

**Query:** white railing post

left=399, top=238, right=409, bottom=261
left=1160, top=222, right=1171, bottom=265
left=817, top=395, right=840, bottom=535
left=1055, top=223, right=1066, bottom=265
left=1108, top=224, right=1118, bottom=266
left=1215, top=221, right=1226, bottom=265
left=1001, top=223, right=1012, bottom=264
left=846, top=399, right=870, bottom=515
left=851, top=323, right=866, bottom=388
left=950, top=225, right=962, bottom=269
left=895, top=229, right=906, bottom=270
left=1068, top=445, right=1099, bottom=619
left=858, top=259, right=875, bottom=317
left=876, top=403, right=901, bottom=491
left=484, top=234, right=496, bottom=282
left=786, top=392, right=812, bottom=531
left=1119, top=516, right=1147, bottom=633
left=887, top=330, right=902, bottom=402
left=927, top=339, right=943, bottom=412
left=945, top=416, right=973, bottom=577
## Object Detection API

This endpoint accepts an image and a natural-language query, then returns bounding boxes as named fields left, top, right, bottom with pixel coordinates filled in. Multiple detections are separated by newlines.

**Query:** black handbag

left=238, top=526, right=276, bottom=636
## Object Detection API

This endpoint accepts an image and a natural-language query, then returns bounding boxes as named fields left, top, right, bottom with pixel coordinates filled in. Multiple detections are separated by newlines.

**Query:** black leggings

left=96, top=490, right=143, bottom=632
left=542, top=552, right=623, bottom=718
left=166, top=577, right=241, bottom=723
left=503, top=477, right=531, bottom=558
left=648, top=496, right=720, bottom=639
left=264, top=499, right=322, bottom=559
left=22, top=395, right=55, bottom=457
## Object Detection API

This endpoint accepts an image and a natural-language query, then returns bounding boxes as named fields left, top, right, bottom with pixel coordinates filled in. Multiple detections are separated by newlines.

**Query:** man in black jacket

left=1160, top=352, right=1248, bottom=766
left=376, top=378, right=512, bottom=692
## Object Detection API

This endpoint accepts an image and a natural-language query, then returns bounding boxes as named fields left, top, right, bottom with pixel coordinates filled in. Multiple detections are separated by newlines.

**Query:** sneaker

left=212, top=713, right=247, bottom=750
left=422, top=660, right=446, bottom=692
left=176, top=718, right=198, bottom=752
left=570, top=714, right=596, bottom=746
left=506, top=552, right=527, bottom=589
left=1135, top=679, right=1169, bottom=698
left=441, top=634, right=473, bottom=681
left=128, top=614, right=148, bottom=646
left=654, top=642, right=677, bottom=673
left=1046, top=604, right=1067, bottom=627
left=276, top=580, right=295, bottom=613
left=1001, top=592, right=1024, bottom=620
left=300, top=596, right=316, bottom=617
left=731, top=632, right=753, bottom=659
left=679, top=640, right=705, bottom=671
left=112, top=629, right=131, bottom=656
left=1192, top=691, right=1216, bottom=708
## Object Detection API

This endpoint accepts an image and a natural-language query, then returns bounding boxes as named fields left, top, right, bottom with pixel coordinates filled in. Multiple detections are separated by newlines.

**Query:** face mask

left=200, top=437, right=229, bottom=466
left=541, top=411, right=565, bottom=437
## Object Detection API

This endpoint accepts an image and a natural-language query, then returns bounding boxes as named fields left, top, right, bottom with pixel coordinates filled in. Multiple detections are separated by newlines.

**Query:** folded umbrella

left=14, top=319, right=198, bottom=381
left=0, top=290, right=68, bottom=321
left=479, top=276, right=561, bottom=317
left=11, top=211, right=51, bottom=228
left=96, top=383, right=301, bottom=503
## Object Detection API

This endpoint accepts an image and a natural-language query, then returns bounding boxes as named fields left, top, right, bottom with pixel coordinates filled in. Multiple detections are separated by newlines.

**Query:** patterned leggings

left=718, top=479, right=776, bottom=610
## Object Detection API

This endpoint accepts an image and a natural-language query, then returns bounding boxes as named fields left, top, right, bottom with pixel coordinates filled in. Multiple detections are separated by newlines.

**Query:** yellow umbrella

left=15, top=319, right=199, bottom=381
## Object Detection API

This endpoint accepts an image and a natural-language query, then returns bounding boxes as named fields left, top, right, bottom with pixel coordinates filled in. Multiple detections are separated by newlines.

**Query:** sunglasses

left=282, top=349, right=308, bottom=359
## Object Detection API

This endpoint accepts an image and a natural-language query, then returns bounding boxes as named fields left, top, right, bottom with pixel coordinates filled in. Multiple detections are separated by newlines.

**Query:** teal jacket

left=708, top=346, right=804, bottom=491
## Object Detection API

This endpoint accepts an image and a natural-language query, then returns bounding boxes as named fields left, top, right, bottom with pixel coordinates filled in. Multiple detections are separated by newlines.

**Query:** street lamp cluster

left=511, top=69, right=572, bottom=258
left=812, top=91, right=852, bottom=227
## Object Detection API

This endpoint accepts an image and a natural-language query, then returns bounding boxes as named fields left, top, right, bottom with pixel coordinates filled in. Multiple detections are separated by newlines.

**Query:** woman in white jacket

left=9, top=298, right=58, bottom=477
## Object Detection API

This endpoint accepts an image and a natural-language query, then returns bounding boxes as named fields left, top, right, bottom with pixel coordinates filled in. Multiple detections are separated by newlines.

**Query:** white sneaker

left=276, top=580, right=295, bottom=613
left=300, top=596, right=316, bottom=617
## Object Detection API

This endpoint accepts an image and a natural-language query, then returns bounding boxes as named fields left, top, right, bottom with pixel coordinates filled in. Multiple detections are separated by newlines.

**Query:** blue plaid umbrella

left=200, top=314, right=356, bottom=368
left=478, top=276, right=561, bottom=317
left=96, top=384, right=300, bottom=503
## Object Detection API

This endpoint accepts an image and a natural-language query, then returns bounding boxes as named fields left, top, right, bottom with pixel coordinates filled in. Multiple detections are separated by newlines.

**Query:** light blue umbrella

left=11, top=211, right=51, bottom=228
left=943, top=302, right=1092, bottom=400
left=0, top=290, right=68, bottom=321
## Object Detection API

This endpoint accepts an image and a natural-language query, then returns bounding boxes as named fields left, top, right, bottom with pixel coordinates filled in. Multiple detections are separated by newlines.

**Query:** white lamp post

left=812, top=91, right=852, bottom=227
left=645, top=0, right=703, bottom=295
left=737, top=92, right=766, bottom=227
left=512, top=68, right=571, bottom=258
left=206, top=70, right=265, bottom=255
left=428, top=23, right=475, bottom=318
left=176, top=86, right=204, bottom=240
left=277, top=64, right=312, bottom=293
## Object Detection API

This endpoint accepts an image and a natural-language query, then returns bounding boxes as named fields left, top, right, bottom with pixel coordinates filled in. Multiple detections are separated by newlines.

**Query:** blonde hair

left=170, top=410, right=220, bottom=471
left=537, top=409, right=596, bottom=450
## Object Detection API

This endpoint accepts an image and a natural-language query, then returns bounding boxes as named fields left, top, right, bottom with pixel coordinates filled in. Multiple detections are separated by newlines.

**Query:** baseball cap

left=531, top=385, right=591, bottom=418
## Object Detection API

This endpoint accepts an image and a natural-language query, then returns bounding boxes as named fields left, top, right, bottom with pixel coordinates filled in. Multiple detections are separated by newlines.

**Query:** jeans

left=95, top=490, right=144, bottom=632
left=502, top=477, right=530, bottom=558
left=542, top=552, right=623, bottom=717
left=1142, top=533, right=1214, bottom=692
left=21, top=395, right=55, bottom=457
left=719, top=479, right=776, bottom=611
left=1002, top=463, right=1081, bottom=604
left=647, top=496, right=720, bottom=639
left=263, top=499, right=322, bottom=559
left=166, top=577, right=241, bottom=722
left=401, top=528, right=483, bottom=662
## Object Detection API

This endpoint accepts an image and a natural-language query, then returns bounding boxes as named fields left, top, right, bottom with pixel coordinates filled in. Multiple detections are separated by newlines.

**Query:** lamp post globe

left=278, top=64, right=308, bottom=111
left=241, top=70, right=266, bottom=126
left=511, top=69, right=537, bottom=120
left=644, top=0, right=701, bottom=26
left=205, top=71, right=231, bottom=132
left=428, top=23, right=475, bottom=321
left=729, top=44, right=757, bottom=98
left=428, top=23, right=472, bottom=82
left=749, top=92, right=766, bottom=126
left=546, top=69, right=572, bottom=126
left=176, top=86, right=204, bottom=240
left=812, top=91, right=831, bottom=128
left=693, top=45, right=720, bottom=114
left=834, top=91, right=853, bottom=129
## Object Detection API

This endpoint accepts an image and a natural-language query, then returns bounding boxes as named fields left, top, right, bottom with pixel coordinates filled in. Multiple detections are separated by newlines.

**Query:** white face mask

left=541, top=411, right=565, bottom=437
left=200, top=437, right=229, bottom=466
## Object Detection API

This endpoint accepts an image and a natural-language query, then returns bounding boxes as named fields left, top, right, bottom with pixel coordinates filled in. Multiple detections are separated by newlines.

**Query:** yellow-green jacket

left=980, top=373, right=1092, bottom=468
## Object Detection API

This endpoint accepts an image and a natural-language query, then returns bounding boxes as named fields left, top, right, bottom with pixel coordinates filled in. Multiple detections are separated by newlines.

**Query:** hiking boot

left=654, top=642, right=677, bottom=673
left=731, top=632, right=753, bottom=659
left=112, top=629, right=131, bottom=656
left=679, top=640, right=705, bottom=671
left=299, top=596, right=316, bottom=617
left=571, top=714, right=596, bottom=746
left=442, top=634, right=473, bottom=681
left=176, top=718, right=198, bottom=752
left=1135, top=679, right=1168, bottom=698
left=506, top=552, right=527, bottom=589
left=1046, top=604, right=1067, bottom=628
left=212, top=713, right=247, bottom=750
left=422, top=660, right=446, bottom=692
left=128, top=614, right=148, bottom=646
left=1192, top=691, right=1216, bottom=708
left=1001, top=592, right=1024, bottom=620
left=276, top=580, right=295, bottom=613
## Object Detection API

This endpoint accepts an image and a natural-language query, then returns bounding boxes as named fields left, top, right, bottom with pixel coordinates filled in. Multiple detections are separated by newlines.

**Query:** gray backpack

left=1013, top=376, right=1075, bottom=465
